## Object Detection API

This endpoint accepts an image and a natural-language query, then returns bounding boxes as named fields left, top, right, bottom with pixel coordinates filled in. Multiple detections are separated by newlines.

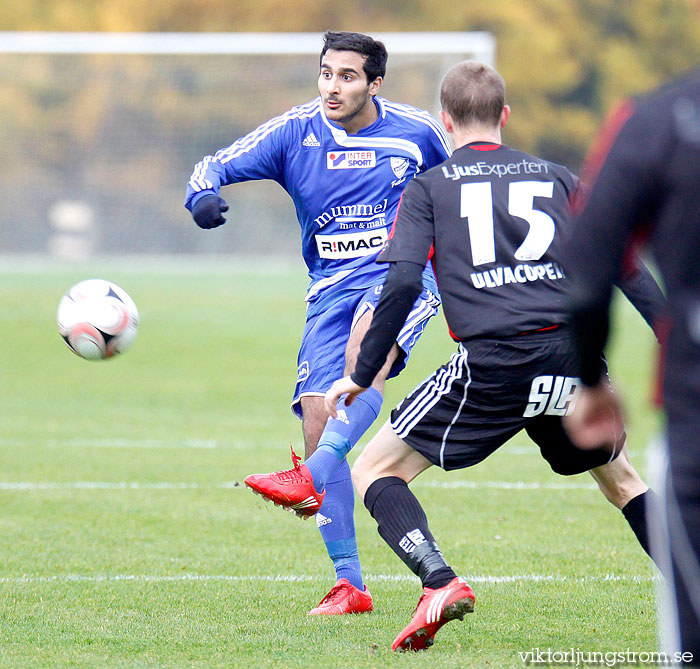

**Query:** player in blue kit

left=186, top=31, right=450, bottom=615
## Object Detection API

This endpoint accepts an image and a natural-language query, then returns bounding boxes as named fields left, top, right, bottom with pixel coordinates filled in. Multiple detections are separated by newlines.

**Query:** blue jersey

left=186, top=96, right=450, bottom=315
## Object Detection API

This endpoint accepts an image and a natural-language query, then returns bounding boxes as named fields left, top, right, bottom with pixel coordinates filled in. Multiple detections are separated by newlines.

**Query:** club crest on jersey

left=327, top=151, right=376, bottom=169
left=390, top=157, right=410, bottom=179
left=390, top=156, right=411, bottom=188
left=316, top=228, right=388, bottom=259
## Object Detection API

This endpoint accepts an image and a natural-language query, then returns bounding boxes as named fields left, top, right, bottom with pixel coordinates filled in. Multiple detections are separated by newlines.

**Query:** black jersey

left=570, top=70, right=700, bottom=391
left=569, top=69, right=700, bottom=659
left=350, top=141, right=664, bottom=389
left=378, top=142, right=578, bottom=340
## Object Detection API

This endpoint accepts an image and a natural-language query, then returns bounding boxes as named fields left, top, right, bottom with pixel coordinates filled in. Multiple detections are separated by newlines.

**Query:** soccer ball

left=57, top=279, right=139, bottom=360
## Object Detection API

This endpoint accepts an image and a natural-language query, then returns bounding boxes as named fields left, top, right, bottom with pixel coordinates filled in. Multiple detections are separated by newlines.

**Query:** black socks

left=363, top=478, right=660, bottom=590
left=364, top=476, right=456, bottom=589
left=621, top=488, right=658, bottom=563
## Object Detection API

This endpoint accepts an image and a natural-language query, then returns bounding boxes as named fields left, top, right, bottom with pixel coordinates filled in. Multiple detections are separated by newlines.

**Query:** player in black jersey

left=566, top=71, right=700, bottom=662
left=323, top=61, right=666, bottom=652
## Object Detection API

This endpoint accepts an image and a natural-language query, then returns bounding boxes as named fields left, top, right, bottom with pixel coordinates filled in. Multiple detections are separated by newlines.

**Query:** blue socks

left=315, top=459, right=364, bottom=590
left=305, top=387, right=383, bottom=492
left=305, top=387, right=383, bottom=591
left=304, top=449, right=339, bottom=495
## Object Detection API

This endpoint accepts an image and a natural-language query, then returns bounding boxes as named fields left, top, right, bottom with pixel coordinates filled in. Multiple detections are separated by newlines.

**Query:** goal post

left=0, top=31, right=496, bottom=59
left=0, top=32, right=495, bottom=258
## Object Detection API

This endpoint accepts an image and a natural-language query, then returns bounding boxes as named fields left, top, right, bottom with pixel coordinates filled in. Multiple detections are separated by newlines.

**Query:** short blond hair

left=440, top=60, right=505, bottom=129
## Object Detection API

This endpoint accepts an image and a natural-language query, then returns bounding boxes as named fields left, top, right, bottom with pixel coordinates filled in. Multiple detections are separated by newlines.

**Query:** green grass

left=0, top=258, right=663, bottom=667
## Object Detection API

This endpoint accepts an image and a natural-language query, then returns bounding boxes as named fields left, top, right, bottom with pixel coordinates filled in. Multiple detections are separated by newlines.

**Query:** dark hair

left=440, top=61, right=506, bottom=129
left=320, top=31, right=387, bottom=83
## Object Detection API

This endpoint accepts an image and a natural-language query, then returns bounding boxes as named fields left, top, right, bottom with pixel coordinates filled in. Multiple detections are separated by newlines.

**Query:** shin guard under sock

left=622, top=488, right=659, bottom=565
left=317, top=458, right=363, bottom=590
left=364, top=476, right=456, bottom=589
left=306, top=387, right=383, bottom=492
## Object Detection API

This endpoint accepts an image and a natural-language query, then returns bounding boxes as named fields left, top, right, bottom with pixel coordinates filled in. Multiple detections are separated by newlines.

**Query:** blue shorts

left=291, top=283, right=440, bottom=418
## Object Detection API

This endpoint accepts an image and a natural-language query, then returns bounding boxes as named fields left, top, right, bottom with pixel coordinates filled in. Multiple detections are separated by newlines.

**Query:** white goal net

left=0, top=31, right=495, bottom=258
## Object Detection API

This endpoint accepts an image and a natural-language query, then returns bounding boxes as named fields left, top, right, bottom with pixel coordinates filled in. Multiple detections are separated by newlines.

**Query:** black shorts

left=390, top=328, right=623, bottom=474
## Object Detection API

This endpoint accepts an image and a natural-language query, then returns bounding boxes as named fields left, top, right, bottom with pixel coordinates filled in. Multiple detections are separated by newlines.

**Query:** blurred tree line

left=3, top=0, right=700, bottom=169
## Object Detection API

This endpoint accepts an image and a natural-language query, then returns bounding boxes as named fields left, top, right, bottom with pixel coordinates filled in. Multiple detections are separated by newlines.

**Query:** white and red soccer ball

left=57, top=279, right=139, bottom=360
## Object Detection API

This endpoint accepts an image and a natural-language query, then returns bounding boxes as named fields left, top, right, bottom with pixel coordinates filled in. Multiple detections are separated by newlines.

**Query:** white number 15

left=460, top=180, right=556, bottom=266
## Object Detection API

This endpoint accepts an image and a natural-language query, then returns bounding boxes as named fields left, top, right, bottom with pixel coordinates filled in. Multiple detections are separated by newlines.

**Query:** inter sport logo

left=326, top=151, right=376, bottom=169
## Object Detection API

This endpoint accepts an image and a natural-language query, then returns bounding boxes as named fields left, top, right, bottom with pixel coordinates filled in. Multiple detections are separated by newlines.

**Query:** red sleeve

left=580, top=98, right=635, bottom=190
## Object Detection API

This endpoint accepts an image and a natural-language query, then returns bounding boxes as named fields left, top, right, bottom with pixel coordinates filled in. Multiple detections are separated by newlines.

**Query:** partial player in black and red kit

left=566, top=71, right=700, bottom=662
left=324, top=61, right=666, bottom=652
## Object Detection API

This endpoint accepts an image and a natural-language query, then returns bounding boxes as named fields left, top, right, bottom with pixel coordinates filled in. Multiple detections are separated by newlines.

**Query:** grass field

left=0, top=258, right=663, bottom=668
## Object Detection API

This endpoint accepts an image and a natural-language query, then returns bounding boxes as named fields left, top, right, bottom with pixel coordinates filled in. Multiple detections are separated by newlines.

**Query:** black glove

left=191, top=194, right=229, bottom=229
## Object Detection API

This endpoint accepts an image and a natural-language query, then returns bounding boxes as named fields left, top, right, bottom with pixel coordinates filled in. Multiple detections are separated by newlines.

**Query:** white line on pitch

left=0, top=439, right=640, bottom=458
left=418, top=480, right=599, bottom=490
left=0, top=482, right=206, bottom=490
left=0, top=438, right=298, bottom=450
left=0, top=573, right=656, bottom=585
left=0, top=438, right=218, bottom=449
left=0, top=480, right=597, bottom=491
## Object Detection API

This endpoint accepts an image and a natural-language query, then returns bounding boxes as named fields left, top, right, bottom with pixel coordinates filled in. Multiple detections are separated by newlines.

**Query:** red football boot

left=392, top=577, right=475, bottom=652
left=244, top=445, right=325, bottom=519
left=308, top=578, right=373, bottom=615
